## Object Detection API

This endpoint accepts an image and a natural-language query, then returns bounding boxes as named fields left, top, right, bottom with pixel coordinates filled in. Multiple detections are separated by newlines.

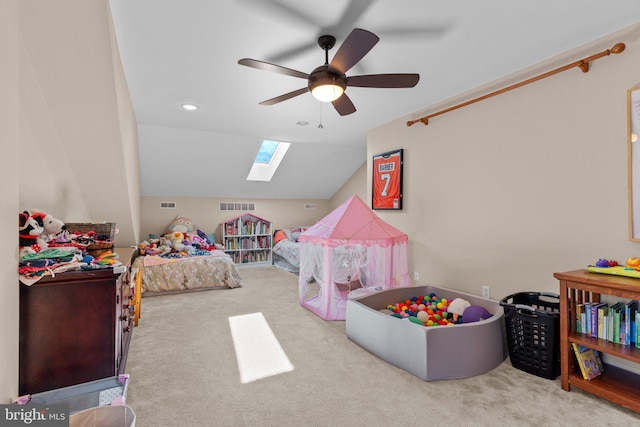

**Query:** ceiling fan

left=238, top=28, right=420, bottom=116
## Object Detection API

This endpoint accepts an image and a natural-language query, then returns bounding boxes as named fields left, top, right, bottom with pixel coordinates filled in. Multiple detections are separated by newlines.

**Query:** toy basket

left=500, top=292, right=560, bottom=379
left=66, top=222, right=116, bottom=256
left=66, top=222, right=117, bottom=240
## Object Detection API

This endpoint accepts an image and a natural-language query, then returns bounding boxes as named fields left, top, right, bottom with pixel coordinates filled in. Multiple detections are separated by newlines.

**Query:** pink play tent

left=298, top=195, right=412, bottom=320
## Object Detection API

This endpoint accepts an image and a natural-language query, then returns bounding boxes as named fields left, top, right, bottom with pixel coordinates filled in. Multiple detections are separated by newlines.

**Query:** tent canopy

left=298, top=195, right=408, bottom=247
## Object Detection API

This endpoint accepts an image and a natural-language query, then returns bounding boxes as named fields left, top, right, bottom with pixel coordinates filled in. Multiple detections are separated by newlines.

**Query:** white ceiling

left=109, top=0, right=640, bottom=200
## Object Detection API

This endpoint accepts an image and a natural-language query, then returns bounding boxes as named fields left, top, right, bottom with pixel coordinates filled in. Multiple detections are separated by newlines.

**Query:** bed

left=133, top=215, right=243, bottom=295
left=271, top=227, right=309, bottom=274
left=132, top=251, right=242, bottom=295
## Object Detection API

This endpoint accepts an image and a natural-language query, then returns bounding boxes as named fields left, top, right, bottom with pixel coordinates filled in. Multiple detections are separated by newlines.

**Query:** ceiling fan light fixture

left=308, top=65, right=346, bottom=103
left=311, top=82, right=344, bottom=102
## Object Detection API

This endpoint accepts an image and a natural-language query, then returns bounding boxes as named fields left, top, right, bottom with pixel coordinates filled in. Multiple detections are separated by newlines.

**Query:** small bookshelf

left=221, top=213, right=272, bottom=267
left=555, top=269, right=640, bottom=413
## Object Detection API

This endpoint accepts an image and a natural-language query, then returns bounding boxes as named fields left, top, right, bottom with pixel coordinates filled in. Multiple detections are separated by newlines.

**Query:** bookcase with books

left=221, top=213, right=272, bottom=266
left=554, top=270, right=640, bottom=413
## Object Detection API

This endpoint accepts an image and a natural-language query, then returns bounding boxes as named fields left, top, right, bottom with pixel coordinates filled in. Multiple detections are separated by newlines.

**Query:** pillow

left=166, top=215, right=195, bottom=234
left=274, top=230, right=287, bottom=244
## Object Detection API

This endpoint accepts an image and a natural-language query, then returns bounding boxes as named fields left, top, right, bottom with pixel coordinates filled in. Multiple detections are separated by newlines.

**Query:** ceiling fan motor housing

left=308, top=65, right=347, bottom=93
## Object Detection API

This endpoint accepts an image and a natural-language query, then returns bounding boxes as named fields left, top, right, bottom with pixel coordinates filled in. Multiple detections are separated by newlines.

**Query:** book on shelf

left=576, top=303, right=584, bottom=334
left=572, top=343, right=602, bottom=380
left=583, top=302, right=592, bottom=336
left=624, top=300, right=637, bottom=346
left=636, top=310, right=640, bottom=348
left=611, top=302, right=623, bottom=344
left=586, top=302, right=605, bottom=338
left=596, top=303, right=608, bottom=340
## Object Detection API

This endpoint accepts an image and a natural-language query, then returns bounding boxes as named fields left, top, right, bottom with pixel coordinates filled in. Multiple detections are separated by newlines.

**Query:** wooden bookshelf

left=221, top=213, right=272, bottom=267
left=555, top=269, right=640, bottom=413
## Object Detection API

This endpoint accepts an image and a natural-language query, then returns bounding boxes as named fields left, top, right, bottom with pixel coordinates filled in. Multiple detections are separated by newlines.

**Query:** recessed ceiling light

left=181, top=103, right=199, bottom=111
left=296, top=121, right=308, bottom=126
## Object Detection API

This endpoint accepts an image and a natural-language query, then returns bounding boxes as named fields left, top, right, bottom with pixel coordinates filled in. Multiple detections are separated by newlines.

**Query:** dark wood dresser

left=19, top=267, right=133, bottom=395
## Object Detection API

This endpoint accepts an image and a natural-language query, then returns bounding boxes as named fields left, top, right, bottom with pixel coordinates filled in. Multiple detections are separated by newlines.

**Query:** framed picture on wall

left=372, top=149, right=403, bottom=210
left=628, top=88, right=640, bottom=241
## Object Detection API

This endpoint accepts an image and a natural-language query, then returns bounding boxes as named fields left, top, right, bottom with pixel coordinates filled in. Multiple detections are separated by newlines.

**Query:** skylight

left=247, top=140, right=291, bottom=182
left=254, top=140, right=279, bottom=164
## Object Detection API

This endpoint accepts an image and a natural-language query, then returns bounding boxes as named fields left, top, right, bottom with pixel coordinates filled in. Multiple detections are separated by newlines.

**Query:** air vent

left=160, top=202, right=176, bottom=209
left=304, top=204, right=316, bottom=210
left=219, top=202, right=256, bottom=212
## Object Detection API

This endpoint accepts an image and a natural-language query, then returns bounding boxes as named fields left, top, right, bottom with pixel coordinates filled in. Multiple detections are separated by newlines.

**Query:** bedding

left=134, top=215, right=242, bottom=294
left=272, top=239, right=301, bottom=273
left=271, top=227, right=310, bottom=274
left=132, top=251, right=242, bottom=294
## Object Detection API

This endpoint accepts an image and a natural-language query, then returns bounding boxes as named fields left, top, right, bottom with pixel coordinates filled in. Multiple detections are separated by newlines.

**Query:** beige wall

left=1, top=0, right=140, bottom=402
left=1, top=0, right=20, bottom=404
left=365, top=24, right=640, bottom=301
left=141, top=197, right=332, bottom=242
left=18, top=0, right=140, bottom=247
left=330, top=162, right=367, bottom=210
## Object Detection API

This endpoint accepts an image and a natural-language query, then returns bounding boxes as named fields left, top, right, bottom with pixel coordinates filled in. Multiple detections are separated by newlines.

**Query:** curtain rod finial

left=610, top=43, right=625, bottom=54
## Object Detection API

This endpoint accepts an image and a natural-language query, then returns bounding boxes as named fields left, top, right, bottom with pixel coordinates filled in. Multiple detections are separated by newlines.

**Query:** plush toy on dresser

left=18, top=209, right=66, bottom=258
left=30, top=209, right=66, bottom=248
left=19, top=211, right=44, bottom=257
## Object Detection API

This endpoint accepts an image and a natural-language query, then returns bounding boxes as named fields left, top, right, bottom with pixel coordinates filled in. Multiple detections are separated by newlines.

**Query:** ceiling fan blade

left=377, top=25, right=452, bottom=39
left=332, top=93, right=356, bottom=116
left=238, top=58, right=309, bottom=80
left=329, top=28, right=379, bottom=74
left=266, top=41, right=317, bottom=64
left=347, top=73, right=420, bottom=88
left=237, top=0, right=316, bottom=27
left=259, top=88, right=308, bottom=106
left=334, top=0, right=375, bottom=31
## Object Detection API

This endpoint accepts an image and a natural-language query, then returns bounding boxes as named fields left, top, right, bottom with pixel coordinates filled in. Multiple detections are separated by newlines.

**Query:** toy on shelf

left=587, top=257, right=640, bottom=279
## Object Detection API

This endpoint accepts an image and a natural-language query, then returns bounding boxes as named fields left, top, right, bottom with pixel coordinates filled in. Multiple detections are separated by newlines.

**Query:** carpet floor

left=125, top=266, right=640, bottom=426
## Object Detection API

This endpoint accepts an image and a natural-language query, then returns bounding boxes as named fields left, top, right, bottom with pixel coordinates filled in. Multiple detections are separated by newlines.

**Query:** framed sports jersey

left=372, top=149, right=403, bottom=210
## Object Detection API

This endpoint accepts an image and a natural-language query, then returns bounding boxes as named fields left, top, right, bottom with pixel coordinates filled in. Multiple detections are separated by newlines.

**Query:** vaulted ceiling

left=109, top=0, right=640, bottom=200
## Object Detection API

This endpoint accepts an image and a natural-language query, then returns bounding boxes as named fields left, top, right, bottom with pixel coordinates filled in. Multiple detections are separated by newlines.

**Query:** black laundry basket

left=500, top=292, right=560, bottom=379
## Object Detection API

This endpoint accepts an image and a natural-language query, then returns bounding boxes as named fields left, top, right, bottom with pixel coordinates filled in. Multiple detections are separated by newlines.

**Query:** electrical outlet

left=482, top=285, right=491, bottom=299
left=414, top=271, right=420, bottom=281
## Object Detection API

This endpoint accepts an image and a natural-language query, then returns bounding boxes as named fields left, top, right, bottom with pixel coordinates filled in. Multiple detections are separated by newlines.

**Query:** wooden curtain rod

left=406, top=42, right=626, bottom=127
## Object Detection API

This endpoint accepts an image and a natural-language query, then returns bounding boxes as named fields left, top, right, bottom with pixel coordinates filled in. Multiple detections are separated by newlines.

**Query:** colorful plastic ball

left=417, top=311, right=429, bottom=322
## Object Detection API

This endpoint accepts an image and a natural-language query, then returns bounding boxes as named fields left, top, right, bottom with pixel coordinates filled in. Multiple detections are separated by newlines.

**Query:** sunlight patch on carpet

left=228, top=312, right=294, bottom=384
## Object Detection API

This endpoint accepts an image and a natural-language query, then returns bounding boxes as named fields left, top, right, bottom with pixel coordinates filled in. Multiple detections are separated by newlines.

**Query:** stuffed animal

left=447, top=298, right=471, bottom=323
left=19, top=211, right=44, bottom=257
left=164, top=231, right=185, bottom=251
left=462, top=305, right=493, bottom=323
left=30, top=209, right=66, bottom=248
left=165, top=215, right=195, bottom=235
